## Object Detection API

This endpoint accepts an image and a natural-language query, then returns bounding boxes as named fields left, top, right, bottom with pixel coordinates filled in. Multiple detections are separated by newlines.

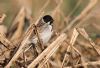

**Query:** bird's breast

left=32, top=25, right=53, bottom=44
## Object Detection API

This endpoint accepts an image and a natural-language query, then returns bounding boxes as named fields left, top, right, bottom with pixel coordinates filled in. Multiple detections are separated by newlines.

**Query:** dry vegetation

left=0, top=0, right=100, bottom=68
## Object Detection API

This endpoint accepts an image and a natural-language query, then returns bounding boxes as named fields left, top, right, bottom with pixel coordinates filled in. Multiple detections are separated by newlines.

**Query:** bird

left=30, top=15, right=54, bottom=45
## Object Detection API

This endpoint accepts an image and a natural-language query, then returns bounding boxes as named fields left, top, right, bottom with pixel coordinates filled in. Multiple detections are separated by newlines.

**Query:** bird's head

left=43, top=15, right=54, bottom=25
left=37, top=15, right=54, bottom=27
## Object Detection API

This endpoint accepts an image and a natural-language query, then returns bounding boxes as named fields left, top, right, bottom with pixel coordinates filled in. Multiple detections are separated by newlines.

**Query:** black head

left=43, top=15, right=54, bottom=25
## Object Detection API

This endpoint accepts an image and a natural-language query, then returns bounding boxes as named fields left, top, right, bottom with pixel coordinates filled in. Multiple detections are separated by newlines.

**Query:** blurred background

left=0, top=0, right=100, bottom=37
left=0, top=0, right=100, bottom=67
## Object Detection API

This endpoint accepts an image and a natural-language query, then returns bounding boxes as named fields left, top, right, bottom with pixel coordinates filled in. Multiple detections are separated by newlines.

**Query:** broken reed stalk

left=0, top=33, right=13, bottom=49
left=77, top=28, right=100, bottom=55
left=61, top=54, right=68, bottom=68
left=67, top=28, right=79, bottom=53
left=62, top=0, right=98, bottom=33
left=5, top=27, right=34, bottom=68
left=27, top=33, right=67, bottom=68
left=65, top=28, right=80, bottom=67
left=5, top=12, right=44, bottom=68
left=38, top=34, right=67, bottom=68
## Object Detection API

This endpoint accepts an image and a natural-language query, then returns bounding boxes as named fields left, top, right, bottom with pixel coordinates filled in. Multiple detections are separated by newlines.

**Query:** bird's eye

left=43, top=15, right=54, bottom=25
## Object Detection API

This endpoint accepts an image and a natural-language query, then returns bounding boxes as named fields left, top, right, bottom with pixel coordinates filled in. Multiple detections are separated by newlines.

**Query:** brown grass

left=0, top=0, right=100, bottom=68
